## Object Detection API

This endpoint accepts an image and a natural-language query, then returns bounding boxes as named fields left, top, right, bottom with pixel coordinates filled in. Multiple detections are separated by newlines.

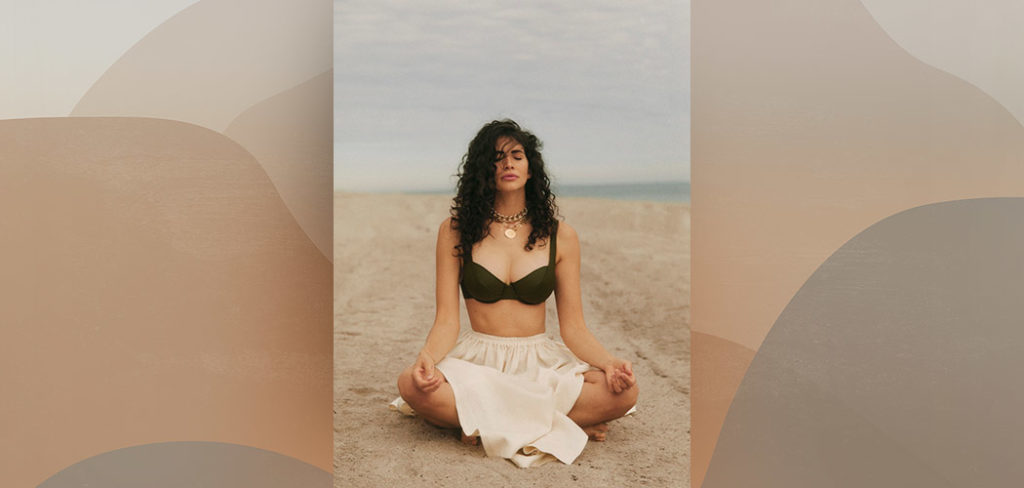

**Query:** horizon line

left=334, top=179, right=691, bottom=194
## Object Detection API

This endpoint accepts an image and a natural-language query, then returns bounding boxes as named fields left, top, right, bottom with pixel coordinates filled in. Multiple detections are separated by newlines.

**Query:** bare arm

left=554, top=223, right=636, bottom=392
left=410, top=218, right=462, bottom=392
left=422, top=218, right=462, bottom=360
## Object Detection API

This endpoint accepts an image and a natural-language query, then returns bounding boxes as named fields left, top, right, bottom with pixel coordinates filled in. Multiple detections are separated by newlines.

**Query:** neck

left=493, top=190, right=527, bottom=216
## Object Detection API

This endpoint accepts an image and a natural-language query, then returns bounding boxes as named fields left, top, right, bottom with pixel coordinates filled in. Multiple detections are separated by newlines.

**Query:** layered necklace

left=492, top=207, right=528, bottom=239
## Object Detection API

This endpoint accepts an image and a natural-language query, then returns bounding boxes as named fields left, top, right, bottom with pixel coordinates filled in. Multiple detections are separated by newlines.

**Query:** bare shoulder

left=555, top=220, right=580, bottom=261
left=438, top=217, right=457, bottom=238
left=437, top=217, right=460, bottom=249
left=557, top=220, right=579, bottom=244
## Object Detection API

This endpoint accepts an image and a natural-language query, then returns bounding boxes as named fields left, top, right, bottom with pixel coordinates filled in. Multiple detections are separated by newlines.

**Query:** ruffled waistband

left=463, top=329, right=550, bottom=345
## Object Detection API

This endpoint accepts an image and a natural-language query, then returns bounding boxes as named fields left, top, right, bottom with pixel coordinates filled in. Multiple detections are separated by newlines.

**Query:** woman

left=392, top=119, right=638, bottom=467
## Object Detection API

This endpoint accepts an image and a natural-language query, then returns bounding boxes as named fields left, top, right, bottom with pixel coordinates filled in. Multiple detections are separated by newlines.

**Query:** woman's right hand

left=412, top=349, right=444, bottom=393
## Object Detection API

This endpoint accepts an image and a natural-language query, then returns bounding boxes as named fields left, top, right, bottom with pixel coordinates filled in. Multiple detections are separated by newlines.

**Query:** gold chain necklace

left=492, top=208, right=527, bottom=239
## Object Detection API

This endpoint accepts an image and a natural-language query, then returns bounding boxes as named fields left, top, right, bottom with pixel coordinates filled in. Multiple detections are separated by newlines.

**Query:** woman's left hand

left=601, top=358, right=636, bottom=394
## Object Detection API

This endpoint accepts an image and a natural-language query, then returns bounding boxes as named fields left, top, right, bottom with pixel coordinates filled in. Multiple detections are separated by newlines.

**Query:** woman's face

left=493, top=136, right=531, bottom=193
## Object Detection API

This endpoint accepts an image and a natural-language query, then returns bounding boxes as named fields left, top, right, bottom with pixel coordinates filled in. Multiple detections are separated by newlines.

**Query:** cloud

left=334, top=1, right=690, bottom=191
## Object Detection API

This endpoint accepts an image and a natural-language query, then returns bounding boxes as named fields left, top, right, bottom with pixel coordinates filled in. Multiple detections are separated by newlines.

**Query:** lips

left=501, top=174, right=518, bottom=181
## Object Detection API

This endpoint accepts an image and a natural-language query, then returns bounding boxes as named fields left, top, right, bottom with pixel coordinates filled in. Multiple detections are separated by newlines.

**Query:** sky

left=334, top=1, right=691, bottom=192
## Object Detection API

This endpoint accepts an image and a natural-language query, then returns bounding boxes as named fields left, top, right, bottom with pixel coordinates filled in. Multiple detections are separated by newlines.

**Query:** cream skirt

left=389, top=330, right=595, bottom=467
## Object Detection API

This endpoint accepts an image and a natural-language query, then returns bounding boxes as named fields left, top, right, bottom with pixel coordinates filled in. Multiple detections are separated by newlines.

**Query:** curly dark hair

left=451, top=119, right=558, bottom=258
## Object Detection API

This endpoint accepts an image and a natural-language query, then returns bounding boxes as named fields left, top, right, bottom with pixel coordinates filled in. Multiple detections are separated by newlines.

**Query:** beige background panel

left=68, top=0, right=333, bottom=266
left=0, top=117, right=331, bottom=487
left=860, top=0, right=1024, bottom=127
left=692, top=0, right=1024, bottom=485
left=0, top=1, right=197, bottom=119
left=224, top=70, right=333, bottom=262
left=71, top=0, right=330, bottom=133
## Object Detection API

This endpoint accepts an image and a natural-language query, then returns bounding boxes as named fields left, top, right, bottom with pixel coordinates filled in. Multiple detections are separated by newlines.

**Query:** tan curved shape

left=0, top=117, right=331, bottom=487
left=859, top=0, right=1024, bottom=128
left=691, top=332, right=756, bottom=488
left=70, top=0, right=330, bottom=132
left=692, top=0, right=1024, bottom=485
left=224, top=71, right=333, bottom=262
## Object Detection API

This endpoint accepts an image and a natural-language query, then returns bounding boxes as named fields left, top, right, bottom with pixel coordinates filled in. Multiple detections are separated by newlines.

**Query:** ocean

left=408, top=181, right=689, bottom=204
left=553, top=182, right=689, bottom=203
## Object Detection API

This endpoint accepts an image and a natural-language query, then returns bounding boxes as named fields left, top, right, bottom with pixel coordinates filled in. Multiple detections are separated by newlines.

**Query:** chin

left=499, top=185, right=527, bottom=194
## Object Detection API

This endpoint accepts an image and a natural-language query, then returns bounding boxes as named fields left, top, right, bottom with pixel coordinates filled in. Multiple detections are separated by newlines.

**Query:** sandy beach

left=333, top=192, right=690, bottom=487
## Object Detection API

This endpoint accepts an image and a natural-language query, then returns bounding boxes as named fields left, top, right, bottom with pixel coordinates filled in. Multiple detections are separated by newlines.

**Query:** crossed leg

left=397, top=367, right=638, bottom=443
left=567, top=370, right=639, bottom=441
left=396, top=366, right=478, bottom=444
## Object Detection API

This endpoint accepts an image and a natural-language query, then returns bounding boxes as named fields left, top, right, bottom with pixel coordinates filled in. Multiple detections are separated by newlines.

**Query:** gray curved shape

left=704, top=198, right=1024, bottom=487
left=39, top=442, right=330, bottom=488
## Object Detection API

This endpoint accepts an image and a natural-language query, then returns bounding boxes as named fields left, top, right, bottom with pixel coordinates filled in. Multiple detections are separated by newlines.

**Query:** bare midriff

left=465, top=298, right=547, bottom=337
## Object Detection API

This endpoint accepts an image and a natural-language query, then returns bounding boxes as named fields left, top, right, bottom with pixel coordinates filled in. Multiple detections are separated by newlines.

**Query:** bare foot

left=582, top=422, right=609, bottom=441
left=460, top=432, right=479, bottom=445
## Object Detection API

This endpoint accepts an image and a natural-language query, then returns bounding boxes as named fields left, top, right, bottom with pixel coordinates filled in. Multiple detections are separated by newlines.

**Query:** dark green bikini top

left=461, top=223, right=557, bottom=305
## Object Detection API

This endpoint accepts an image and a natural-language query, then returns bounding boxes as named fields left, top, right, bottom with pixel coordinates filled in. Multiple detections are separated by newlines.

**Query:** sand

left=333, top=193, right=690, bottom=487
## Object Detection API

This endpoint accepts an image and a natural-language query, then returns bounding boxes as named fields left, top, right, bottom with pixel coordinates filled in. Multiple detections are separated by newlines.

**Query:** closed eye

left=494, top=149, right=525, bottom=162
